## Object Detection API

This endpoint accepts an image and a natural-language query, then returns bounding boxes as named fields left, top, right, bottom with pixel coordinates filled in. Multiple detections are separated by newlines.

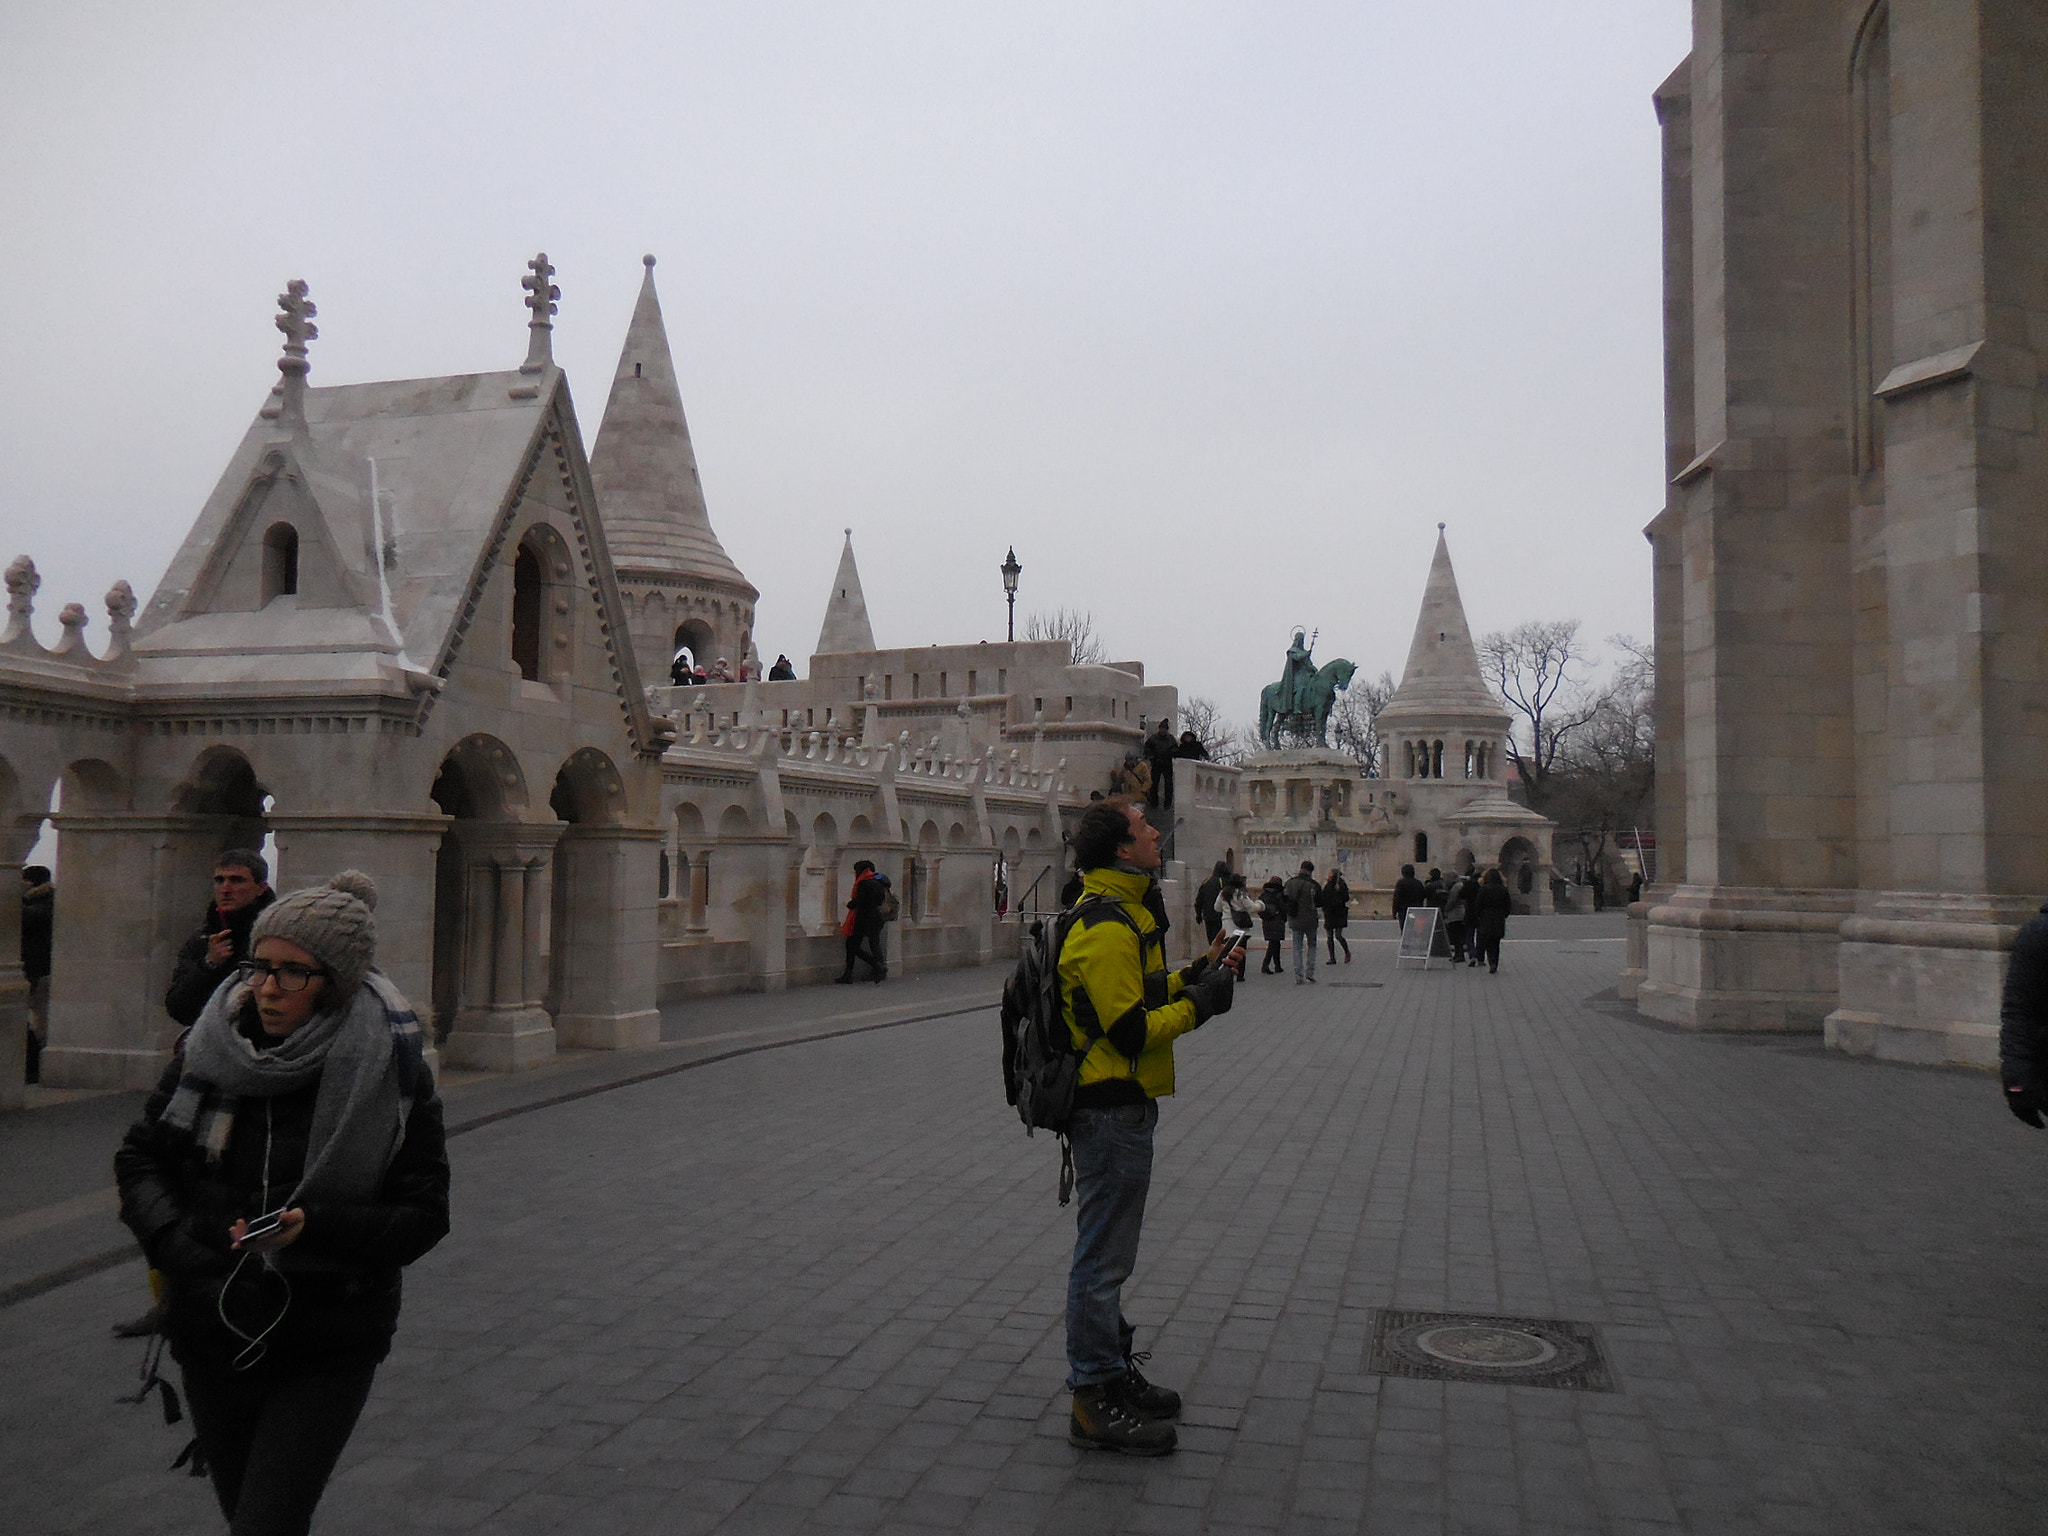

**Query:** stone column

left=551, top=826, right=661, bottom=1049
left=0, top=852, right=25, bottom=1111
left=441, top=821, right=561, bottom=1071
left=39, top=814, right=173, bottom=1089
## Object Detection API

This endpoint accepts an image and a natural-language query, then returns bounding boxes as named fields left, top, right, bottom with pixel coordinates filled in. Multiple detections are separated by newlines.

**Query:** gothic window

left=260, top=522, right=299, bottom=604
left=1431, top=740, right=1444, bottom=778
left=512, top=545, right=543, bottom=681
left=510, top=523, right=573, bottom=684
left=1415, top=831, right=1429, bottom=863
left=1463, top=741, right=1476, bottom=778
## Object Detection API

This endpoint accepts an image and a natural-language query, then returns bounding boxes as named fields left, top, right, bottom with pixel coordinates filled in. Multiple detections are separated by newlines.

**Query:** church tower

left=814, top=529, right=877, bottom=657
left=1376, top=527, right=1553, bottom=906
left=588, top=256, right=758, bottom=684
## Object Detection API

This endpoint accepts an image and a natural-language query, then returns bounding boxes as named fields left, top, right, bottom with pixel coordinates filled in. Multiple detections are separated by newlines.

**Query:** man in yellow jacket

left=1060, top=797, right=1240, bottom=1455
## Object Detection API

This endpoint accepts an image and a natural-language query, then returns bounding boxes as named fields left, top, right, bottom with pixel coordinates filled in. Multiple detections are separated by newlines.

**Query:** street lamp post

left=1001, top=546, right=1022, bottom=643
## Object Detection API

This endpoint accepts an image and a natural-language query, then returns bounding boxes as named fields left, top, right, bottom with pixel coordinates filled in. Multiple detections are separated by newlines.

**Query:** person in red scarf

left=838, top=860, right=888, bottom=984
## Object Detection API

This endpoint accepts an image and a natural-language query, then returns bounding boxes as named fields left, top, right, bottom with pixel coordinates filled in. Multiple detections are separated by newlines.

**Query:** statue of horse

left=1260, top=657, right=1356, bottom=748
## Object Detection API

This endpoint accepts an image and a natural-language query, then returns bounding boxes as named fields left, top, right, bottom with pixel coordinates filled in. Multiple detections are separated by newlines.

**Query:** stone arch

left=918, top=819, right=940, bottom=848
left=62, top=758, right=126, bottom=813
left=946, top=821, right=970, bottom=847
left=1500, top=836, right=1538, bottom=908
left=431, top=734, right=528, bottom=821
left=511, top=522, right=574, bottom=684
left=549, top=748, right=627, bottom=827
left=1001, top=826, right=1022, bottom=857
left=1414, top=830, right=1429, bottom=864
left=719, top=804, right=752, bottom=837
left=848, top=813, right=874, bottom=841
left=261, top=521, right=299, bottom=603
left=171, top=745, right=269, bottom=822
left=674, top=801, right=705, bottom=839
left=812, top=812, right=840, bottom=847
left=673, top=616, right=713, bottom=668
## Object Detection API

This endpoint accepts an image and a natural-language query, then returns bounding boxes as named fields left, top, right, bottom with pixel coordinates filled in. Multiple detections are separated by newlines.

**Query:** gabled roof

left=133, top=366, right=661, bottom=749
left=1377, top=527, right=1506, bottom=724
left=587, top=258, right=756, bottom=598
left=814, top=530, right=877, bottom=655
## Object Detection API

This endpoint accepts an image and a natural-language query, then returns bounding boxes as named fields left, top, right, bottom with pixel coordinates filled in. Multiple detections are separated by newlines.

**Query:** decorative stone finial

left=643, top=253, right=656, bottom=269
left=1438, top=521, right=1446, bottom=531
left=54, top=602, right=88, bottom=656
left=106, top=579, right=136, bottom=658
left=4, top=555, right=39, bottom=644
left=259, top=280, right=318, bottom=423
left=521, top=253, right=560, bottom=373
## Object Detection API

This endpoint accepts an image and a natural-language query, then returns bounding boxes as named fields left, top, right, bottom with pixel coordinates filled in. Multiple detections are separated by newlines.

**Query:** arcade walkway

left=3, top=916, right=2044, bottom=1535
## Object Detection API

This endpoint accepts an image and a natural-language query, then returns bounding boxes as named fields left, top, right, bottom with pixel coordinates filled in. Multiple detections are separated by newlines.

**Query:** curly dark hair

left=1072, top=796, right=1143, bottom=872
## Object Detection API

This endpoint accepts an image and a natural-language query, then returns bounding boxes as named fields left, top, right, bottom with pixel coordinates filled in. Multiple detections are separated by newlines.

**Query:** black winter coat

left=115, top=1007, right=449, bottom=1372
left=1319, top=878, right=1351, bottom=931
left=1472, top=881, right=1514, bottom=935
left=1391, top=875, right=1427, bottom=924
left=163, top=891, right=276, bottom=1029
left=1999, top=902, right=2048, bottom=1094
left=1259, top=888, right=1289, bottom=942
left=19, top=881, right=53, bottom=981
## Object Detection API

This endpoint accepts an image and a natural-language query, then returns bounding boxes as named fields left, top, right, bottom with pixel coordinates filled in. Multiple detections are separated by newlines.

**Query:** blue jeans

left=1065, top=1099, right=1157, bottom=1389
left=1292, top=928, right=1317, bottom=980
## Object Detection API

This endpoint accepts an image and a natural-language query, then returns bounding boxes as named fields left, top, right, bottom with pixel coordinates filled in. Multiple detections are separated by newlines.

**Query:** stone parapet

left=1637, top=886, right=1856, bottom=1032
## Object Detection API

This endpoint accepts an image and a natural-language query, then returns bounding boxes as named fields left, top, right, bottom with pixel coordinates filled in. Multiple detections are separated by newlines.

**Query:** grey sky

left=4, top=1, right=1689, bottom=730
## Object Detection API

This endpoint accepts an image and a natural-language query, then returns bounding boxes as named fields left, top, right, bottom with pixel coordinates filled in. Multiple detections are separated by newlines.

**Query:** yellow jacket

left=1060, top=866, right=1205, bottom=1100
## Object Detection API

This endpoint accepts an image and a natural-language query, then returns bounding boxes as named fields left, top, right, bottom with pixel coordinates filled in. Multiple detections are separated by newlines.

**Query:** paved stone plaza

left=5, top=916, right=2047, bottom=1535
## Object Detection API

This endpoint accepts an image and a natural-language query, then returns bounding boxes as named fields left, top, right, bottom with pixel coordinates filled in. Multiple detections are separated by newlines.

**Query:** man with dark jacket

left=164, top=850, right=275, bottom=1029
left=20, top=866, right=52, bottom=1083
left=1058, top=797, right=1237, bottom=1455
left=1282, top=861, right=1321, bottom=984
left=1471, top=868, right=1514, bottom=974
left=1194, top=861, right=1229, bottom=943
left=1391, top=864, right=1427, bottom=930
left=1142, top=720, right=1179, bottom=810
left=2000, top=900, right=2048, bottom=1127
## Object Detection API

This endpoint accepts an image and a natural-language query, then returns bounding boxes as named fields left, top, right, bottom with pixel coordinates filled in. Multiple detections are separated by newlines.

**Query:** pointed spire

left=258, top=279, right=318, bottom=424
left=1379, top=525, right=1504, bottom=720
left=521, top=253, right=558, bottom=373
left=815, top=529, right=876, bottom=655
left=588, top=256, right=757, bottom=594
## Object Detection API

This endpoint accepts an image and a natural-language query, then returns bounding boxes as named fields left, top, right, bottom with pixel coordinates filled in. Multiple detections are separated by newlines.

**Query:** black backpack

left=999, top=894, right=1138, bottom=1204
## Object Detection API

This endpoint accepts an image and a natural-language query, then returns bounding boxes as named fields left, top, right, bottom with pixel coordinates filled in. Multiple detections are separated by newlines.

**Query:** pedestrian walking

left=1057, top=797, right=1238, bottom=1455
left=1258, top=876, right=1288, bottom=975
left=1320, top=870, right=1352, bottom=964
left=1143, top=720, right=1179, bottom=810
left=1443, top=872, right=1475, bottom=965
left=20, top=865, right=52, bottom=1084
left=1391, top=863, right=1427, bottom=930
left=837, top=859, right=888, bottom=983
left=2000, top=896, right=2048, bottom=1128
left=1219, top=875, right=1256, bottom=982
left=115, top=872, right=448, bottom=1536
left=1472, top=867, right=1513, bottom=973
left=1283, top=860, right=1321, bottom=984
left=165, top=851, right=278, bottom=1030
left=1194, top=861, right=1229, bottom=944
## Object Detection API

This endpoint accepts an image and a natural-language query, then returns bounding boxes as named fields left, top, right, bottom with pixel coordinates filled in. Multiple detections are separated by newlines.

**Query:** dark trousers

left=180, top=1356, right=378, bottom=1536
left=1261, top=937, right=1283, bottom=973
left=841, top=930, right=884, bottom=978
left=1066, top=1100, right=1157, bottom=1388
left=1474, top=927, right=1503, bottom=971
left=1446, top=920, right=1468, bottom=962
left=1326, top=927, right=1349, bottom=962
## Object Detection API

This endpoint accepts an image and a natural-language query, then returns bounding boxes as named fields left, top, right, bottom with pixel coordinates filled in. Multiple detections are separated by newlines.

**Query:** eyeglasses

left=236, top=960, right=329, bottom=993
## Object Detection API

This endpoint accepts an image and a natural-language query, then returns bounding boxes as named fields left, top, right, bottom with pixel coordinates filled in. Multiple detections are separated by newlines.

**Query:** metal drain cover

left=1324, top=981, right=1384, bottom=989
left=1367, top=1309, right=1616, bottom=1392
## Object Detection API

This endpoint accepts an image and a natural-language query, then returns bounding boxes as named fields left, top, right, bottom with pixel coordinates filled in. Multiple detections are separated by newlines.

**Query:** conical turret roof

left=1377, top=526, right=1505, bottom=722
left=815, top=530, right=876, bottom=655
left=588, top=257, right=756, bottom=597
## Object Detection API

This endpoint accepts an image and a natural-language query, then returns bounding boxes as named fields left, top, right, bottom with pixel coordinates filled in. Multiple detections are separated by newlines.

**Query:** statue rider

left=1278, top=630, right=1315, bottom=718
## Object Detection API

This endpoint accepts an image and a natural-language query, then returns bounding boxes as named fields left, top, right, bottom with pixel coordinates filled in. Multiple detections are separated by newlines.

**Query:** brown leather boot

left=1069, top=1381, right=1177, bottom=1455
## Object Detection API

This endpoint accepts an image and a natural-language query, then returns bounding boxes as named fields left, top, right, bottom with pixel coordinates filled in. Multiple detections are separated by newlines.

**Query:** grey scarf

left=166, top=974, right=411, bottom=1229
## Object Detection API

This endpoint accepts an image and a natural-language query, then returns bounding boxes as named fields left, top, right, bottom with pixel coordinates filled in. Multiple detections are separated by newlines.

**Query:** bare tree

left=1177, top=694, right=1252, bottom=766
left=1478, top=619, right=1600, bottom=810
left=1327, top=669, right=1396, bottom=776
left=1543, top=635, right=1655, bottom=895
left=1022, top=607, right=1107, bottom=667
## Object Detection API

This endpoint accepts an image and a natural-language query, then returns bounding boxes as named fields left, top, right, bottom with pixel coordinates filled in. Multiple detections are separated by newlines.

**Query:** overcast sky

left=4, top=1, right=1689, bottom=732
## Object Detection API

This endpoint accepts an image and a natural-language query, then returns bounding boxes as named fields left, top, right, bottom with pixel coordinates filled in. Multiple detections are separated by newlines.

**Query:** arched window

left=1414, top=831, right=1429, bottom=863
left=261, top=522, right=299, bottom=604
left=1403, top=741, right=1416, bottom=777
left=1431, top=740, right=1443, bottom=778
left=512, top=544, right=543, bottom=681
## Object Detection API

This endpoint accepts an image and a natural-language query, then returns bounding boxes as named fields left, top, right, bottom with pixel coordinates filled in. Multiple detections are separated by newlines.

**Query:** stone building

left=0, top=257, right=1239, bottom=1105
left=1236, top=529, right=1553, bottom=911
left=1631, top=1, right=2048, bottom=1066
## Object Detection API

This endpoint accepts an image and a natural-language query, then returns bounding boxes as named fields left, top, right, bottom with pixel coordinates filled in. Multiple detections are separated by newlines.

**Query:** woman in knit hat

left=116, top=871, right=448, bottom=1536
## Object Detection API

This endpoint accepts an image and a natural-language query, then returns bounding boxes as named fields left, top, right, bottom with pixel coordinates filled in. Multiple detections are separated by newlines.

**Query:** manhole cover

left=1367, top=1309, right=1616, bottom=1392
left=1324, top=982, right=1384, bottom=989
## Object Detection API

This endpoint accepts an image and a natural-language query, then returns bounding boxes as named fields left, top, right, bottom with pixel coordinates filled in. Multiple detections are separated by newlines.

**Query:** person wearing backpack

left=1058, top=797, right=1238, bottom=1455
left=837, top=860, right=888, bottom=984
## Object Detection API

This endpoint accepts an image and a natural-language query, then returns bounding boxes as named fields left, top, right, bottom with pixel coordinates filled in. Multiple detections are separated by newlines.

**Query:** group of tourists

left=1192, top=860, right=1352, bottom=984
left=1108, top=718, right=1210, bottom=809
left=1392, top=862, right=1514, bottom=971
left=666, top=650, right=800, bottom=686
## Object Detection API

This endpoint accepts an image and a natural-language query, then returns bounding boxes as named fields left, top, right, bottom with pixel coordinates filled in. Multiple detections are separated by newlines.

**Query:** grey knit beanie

left=250, top=870, right=378, bottom=999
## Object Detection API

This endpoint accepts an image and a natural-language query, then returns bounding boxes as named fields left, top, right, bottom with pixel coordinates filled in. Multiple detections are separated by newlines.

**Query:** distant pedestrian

left=165, top=851, right=277, bottom=1030
left=115, top=872, right=448, bottom=1536
left=1999, top=896, right=2048, bottom=1128
left=20, top=865, right=52, bottom=1084
left=1194, top=861, right=1229, bottom=944
left=1628, top=870, right=1644, bottom=905
left=1443, top=872, right=1476, bottom=966
left=1283, top=861, right=1321, bottom=984
left=670, top=651, right=695, bottom=685
left=1319, top=871, right=1351, bottom=964
left=1258, top=876, right=1288, bottom=975
left=838, top=860, right=888, bottom=983
left=1219, top=876, right=1256, bottom=982
left=710, top=657, right=733, bottom=682
left=1060, top=868, right=1086, bottom=908
left=1175, top=731, right=1208, bottom=761
left=768, top=654, right=797, bottom=681
left=1472, top=868, right=1513, bottom=974
left=1391, top=864, right=1426, bottom=929
left=1143, top=720, right=1178, bottom=810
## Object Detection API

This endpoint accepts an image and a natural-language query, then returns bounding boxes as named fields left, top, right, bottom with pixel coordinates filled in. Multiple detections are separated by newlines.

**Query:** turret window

left=512, top=545, right=543, bottom=681
left=261, top=522, right=299, bottom=604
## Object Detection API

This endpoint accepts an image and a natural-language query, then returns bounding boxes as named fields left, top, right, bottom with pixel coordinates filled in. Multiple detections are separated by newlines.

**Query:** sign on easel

left=1397, top=907, right=1444, bottom=969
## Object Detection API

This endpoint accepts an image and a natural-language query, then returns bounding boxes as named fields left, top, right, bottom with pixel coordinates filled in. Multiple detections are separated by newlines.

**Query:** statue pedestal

left=1236, top=750, right=1398, bottom=896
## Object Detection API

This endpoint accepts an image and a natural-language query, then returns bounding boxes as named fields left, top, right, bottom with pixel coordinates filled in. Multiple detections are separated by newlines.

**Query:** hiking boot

left=1121, top=1352, right=1182, bottom=1419
left=1070, top=1381, right=1176, bottom=1456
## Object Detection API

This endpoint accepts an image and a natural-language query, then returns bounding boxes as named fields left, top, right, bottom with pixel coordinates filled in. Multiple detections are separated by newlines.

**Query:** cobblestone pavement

left=6, top=916, right=2048, bottom=1535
